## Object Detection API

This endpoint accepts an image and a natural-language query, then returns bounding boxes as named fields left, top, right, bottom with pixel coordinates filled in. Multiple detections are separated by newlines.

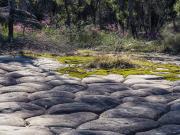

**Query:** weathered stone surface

left=136, top=125, right=180, bottom=135
left=29, top=90, right=75, bottom=100
left=111, top=90, right=150, bottom=99
left=172, top=86, right=180, bottom=93
left=27, top=112, right=98, bottom=127
left=78, top=118, right=158, bottom=135
left=104, top=101, right=167, bottom=120
left=50, top=127, right=73, bottom=134
left=18, top=83, right=52, bottom=91
left=0, top=56, right=180, bottom=134
left=48, top=79, right=85, bottom=87
left=119, top=102, right=167, bottom=114
left=0, top=126, right=53, bottom=135
left=0, top=114, right=25, bottom=126
left=51, top=84, right=86, bottom=93
left=16, top=76, right=48, bottom=83
left=0, top=77, right=16, bottom=86
left=0, top=102, right=45, bottom=119
left=0, top=92, right=29, bottom=102
left=126, top=75, right=163, bottom=80
left=47, top=102, right=104, bottom=114
left=101, top=106, right=163, bottom=120
left=61, top=130, right=123, bottom=135
left=75, top=95, right=119, bottom=110
left=6, top=70, right=42, bottom=78
left=87, top=83, right=130, bottom=94
left=159, top=111, right=180, bottom=125
left=168, top=99, right=180, bottom=111
left=132, top=83, right=171, bottom=89
left=0, top=85, right=37, bottom=93
left=31, top=97, right=74, bottom=108
left=82, top=74, right=124, bottom=84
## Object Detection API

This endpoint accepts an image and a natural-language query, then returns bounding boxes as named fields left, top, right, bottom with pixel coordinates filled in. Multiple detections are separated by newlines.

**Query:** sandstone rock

left=159, top=111, right=180, bottom=125
left=78, top=118, right=158, bottom=135
left=27, top=112, right=98, bottom=127
left=136, top=125, right=180, bottom=135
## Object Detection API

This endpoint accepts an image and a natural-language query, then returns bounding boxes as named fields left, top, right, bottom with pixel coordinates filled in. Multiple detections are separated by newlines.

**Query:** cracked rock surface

left=0, top=56, right=179, bottom=135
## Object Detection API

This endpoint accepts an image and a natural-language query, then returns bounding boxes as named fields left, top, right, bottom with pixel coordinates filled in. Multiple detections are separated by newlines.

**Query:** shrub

left=88, top=55, right=136, bottom=69
left=161, top=21, right=180, bottom=54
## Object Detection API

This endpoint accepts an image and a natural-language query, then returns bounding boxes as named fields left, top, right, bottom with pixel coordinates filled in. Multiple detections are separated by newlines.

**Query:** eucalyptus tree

left=0, top=0, right=41, bottom=42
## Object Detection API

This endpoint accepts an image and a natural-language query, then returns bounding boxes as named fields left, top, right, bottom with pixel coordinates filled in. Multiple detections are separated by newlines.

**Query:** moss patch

left=22, top=51, right=180, bottom=81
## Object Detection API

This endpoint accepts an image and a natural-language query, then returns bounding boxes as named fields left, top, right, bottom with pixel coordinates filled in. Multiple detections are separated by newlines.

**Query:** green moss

left=22, top=51, right=180, bottom=81
left=111, top=68, right=153, bottom=77
left=57, top=67, right=108, bottom=78
left=57, top=56, right=94, bottom=64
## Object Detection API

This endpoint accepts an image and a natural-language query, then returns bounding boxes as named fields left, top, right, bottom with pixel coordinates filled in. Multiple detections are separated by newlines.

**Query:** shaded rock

left=16, top=76, right=48, bottom=83
left=159, top=111, right=180, bottom=125
left=82, top=74, right=124, bottom=84
left=0, top=102, right=45, bottom=119
left=0, top=114, right=25, bottom=126
left=0, top=77, right=16, bottom=86
left=76, top=95, right=119, bottom=110
left=78, top=118, right=158, bottom=135
left=0, top=92, right=29, bottom=102
left=87, top=83, right=130, bottom=94
left=47, top=102, right=104, bottom=114
left=29, top=90, right=75, bottom=100
left=27, top=112, right=98, bottom=128
left=50, top=84, right=86, bottom=93
left=136, top=125, right=180, bottom=135
left=31, top=97, right=74, bottom=108
left=0, top=126, right=53, bottom=135
left=62, top=130, right=123, bottom=135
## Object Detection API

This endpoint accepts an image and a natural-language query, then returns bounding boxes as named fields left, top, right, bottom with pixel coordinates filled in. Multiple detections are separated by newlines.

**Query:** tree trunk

left=64, top=0, right=71, bottom=27
left=8, top=0, right=15, bottom=42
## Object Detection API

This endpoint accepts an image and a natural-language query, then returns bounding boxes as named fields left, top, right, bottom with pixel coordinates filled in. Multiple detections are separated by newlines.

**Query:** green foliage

left=175, top=0, right=180, bottom=15
left=161, top=21, right=180, bottom=53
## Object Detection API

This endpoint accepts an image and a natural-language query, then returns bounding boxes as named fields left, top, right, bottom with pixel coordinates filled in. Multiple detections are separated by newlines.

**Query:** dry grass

left=88, top=54, right=136, bottom=69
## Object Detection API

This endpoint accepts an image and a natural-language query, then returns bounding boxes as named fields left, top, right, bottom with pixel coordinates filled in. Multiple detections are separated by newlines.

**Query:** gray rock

left=0, top=92, right=29, bottom=102
left=78, top=118, right=158, bottom=135
left=16, top=76, right=48, bottom=83
left=76, top=95, right=119, bottom=110
left=132, top=83, right=171, bottom=89
left=18, top=83, right=52, bottom=91
left=136, top=125, right=180, bottom=135
left=47, top=102, right=104, bottom=114
left=0, top=85, right=37, bottom=93
left=0, top=114, right=25, bottom=126
left=172, top=86, right=180, bottom=93
left=0, top=77, right=17, bottom=86
left=62, top=130, right=123, bottom=135
left=82, top=74, right=124, bottom=84
left=31, top=97, right=74, bottom=108
left=48, top=79, right=85, bottom=87
left=168, top=99, right=180, bottom=111
left=0, top=126, right=53, bottom=135
left=159, top=111, right=180, bottom=125
left=0, top=102, right=45, bottom=119
left=50, top=127, right=73, bottom=134
left=51, top=84, right=86, bottom=93
left=27, top=112, right=98, bottom=127
left=29, top=90, right=75, bottom=100
left=87, top=83, right=130, bottom=94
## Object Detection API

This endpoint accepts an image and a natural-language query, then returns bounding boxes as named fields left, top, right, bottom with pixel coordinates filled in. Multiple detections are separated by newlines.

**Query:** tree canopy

left=0, top=0, right=179, bottom=41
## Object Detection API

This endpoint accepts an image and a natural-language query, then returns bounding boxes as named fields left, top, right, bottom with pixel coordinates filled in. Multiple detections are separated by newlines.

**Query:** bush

left=88, top=55, right=136, bottom=69
left=161, top=21, right=180, bottom=54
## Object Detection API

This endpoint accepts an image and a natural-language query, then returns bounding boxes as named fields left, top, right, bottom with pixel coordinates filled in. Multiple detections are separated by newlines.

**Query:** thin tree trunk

left=64, top=0, right=70, bottom=27
left=8, top=0, right=15, bottom=42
